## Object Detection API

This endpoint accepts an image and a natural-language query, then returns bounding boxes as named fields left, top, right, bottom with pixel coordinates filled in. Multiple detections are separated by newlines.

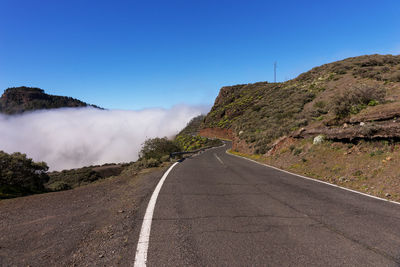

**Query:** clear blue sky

left=1, top=0, right=399, bottom=110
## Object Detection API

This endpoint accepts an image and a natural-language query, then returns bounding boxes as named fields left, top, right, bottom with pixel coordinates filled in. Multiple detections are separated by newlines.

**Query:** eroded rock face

left=199, top=128, right=233, bottom=140
left=293, top=121, right=400, bottom=141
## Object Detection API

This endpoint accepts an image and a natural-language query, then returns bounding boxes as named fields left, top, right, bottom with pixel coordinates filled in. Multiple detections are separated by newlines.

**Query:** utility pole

left=274, top=61, right=277, bottom=83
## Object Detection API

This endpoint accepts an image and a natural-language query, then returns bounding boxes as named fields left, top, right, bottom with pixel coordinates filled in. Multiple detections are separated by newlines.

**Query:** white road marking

left=226, top=149, right=400, bottom=206
left=134, top=162, right=179, bottom=267
left=214, top=153, right=224, bottom=164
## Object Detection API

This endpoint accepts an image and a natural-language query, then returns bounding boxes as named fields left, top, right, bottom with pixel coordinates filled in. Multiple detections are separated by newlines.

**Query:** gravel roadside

left=0, top=166, right=168, bottom=266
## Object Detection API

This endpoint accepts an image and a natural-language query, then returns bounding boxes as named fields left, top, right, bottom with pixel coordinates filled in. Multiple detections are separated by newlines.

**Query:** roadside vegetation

left=332, top=84, right=386, bottom=120
left=229, top=137, right=400, bottom=201
left=0, top=151, right=49, bottom=198
left=175, top=134, right=221, bottom=151
left=46, top=164, right=124, bottom=191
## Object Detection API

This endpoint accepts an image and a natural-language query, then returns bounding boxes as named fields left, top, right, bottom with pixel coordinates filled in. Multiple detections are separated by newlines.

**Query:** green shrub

left=0, top=151, right=49, bottom=197
left=174, top=134, right=222, bottom=152
left=333, top=85, right=385, bottom=118
left=139, top=137, right=180, bottom=161
left=368, top=100, right=379, bottom=106
left=47, top=167, right=102, bottom=189
left=293, top=148, right=302, bottom=156
left=46, top=181, right=71, bottom=191
left=313, top=101, right=326, bottom=109
left=144, top=158, right=161, bottom=168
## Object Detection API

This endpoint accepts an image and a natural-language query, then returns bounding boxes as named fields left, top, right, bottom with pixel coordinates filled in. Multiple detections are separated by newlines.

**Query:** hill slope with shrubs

left=201, top=54, right=400, bottom=201
left=202, top=54, right=400, bottom=153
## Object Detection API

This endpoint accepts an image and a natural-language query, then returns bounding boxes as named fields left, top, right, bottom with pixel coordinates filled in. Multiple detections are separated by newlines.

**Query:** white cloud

left=0, top=105, right=208, bottom=170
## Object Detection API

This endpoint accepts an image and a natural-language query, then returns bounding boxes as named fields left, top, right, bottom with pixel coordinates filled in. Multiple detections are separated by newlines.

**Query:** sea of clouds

left=0, top=105, right=208, bottom=171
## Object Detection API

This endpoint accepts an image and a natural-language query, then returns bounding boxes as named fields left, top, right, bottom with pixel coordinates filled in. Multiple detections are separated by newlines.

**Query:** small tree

left=0, top=151, right=49, bottom=193
left=138, top=137, right=180, bottom=161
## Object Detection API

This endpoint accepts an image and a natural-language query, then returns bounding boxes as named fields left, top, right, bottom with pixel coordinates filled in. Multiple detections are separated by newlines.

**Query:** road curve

left=139, top=143, right=400, bottom=266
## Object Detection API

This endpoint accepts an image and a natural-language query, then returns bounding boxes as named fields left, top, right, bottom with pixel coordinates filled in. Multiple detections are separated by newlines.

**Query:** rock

left=360, top=122, right=365, bottom=126
left=99, top=254, right=104, bottom=258
left=313, top=135, right=325, bottom=145
left=339, top=177, right=346, bottom=182
left=343, top=123, right=348, bottom=128
left=118, top=210, right=124, bottom=213
left=385, top=193, right=391, bottom=197
left=239, top=130, right=244, bottom=135
left=386, top=156, right=392, bottom=161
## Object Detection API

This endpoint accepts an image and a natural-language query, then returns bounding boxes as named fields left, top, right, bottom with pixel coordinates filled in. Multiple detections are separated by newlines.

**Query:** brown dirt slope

left=0, top=165, right=168, bottom=266
left=230, top=136, right=400, bottom=202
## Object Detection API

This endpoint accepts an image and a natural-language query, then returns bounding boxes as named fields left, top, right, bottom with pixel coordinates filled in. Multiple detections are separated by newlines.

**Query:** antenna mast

left=274, top=61, right=277, bottom=83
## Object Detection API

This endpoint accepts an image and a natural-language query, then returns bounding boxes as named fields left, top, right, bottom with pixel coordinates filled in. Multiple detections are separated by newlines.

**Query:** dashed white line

left=134, top=162, right=179, bottom=267
left=214, top=153, right=224, bottom=164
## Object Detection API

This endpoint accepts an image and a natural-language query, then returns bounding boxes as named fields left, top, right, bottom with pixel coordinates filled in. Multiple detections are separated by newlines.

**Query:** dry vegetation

left=203, top=54, right=400, bottom=153
left=230, top=137, right=400, bottom=201
left=204, top=54, right=400, bottom=200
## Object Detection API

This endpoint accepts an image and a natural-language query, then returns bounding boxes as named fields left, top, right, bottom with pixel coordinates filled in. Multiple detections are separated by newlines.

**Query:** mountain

left=0, top=86, right=100, bottom=114
left=200, top=54, right=400, bottom=200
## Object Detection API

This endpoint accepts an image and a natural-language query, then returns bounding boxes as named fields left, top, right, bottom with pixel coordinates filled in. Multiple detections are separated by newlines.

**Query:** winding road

left=134, top=142, right=400, bottom=266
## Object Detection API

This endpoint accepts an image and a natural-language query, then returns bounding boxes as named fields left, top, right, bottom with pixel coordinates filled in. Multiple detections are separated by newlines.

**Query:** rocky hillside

left=0, top=87, right=100, bottom=114
left=177, top=115, right=206, bottom=136
left=200, top=54, right=400, bottom=201
left=201, top=54, right=400, bottom=153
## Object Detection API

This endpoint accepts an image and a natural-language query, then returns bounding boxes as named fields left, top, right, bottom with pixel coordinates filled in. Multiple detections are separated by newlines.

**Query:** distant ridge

left=0, top=86, right=101, bottom=114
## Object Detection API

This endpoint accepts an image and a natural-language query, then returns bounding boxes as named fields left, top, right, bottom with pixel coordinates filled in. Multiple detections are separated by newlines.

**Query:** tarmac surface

left=142, top=143, right=400, bottom=266
left=2, top=143, right=400, bottom=266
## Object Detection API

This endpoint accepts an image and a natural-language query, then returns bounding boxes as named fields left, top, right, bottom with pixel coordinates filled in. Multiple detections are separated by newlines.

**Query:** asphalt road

left=137, top=143, right=400, bottom=266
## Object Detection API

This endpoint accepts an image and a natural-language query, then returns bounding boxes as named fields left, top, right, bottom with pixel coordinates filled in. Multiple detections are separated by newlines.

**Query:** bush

left=333, top=85, right=385, bottom=118
left=0, top=151, right=49, bottom=197
left=139, top=137, right=180, bottom=161
left=135, top=158, right=161, bottom=168
left=46, top=181, right=71, bottom=191
left=47, top=167, right=102, bottom=189
left=293, top=148, right=303, bottom=156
